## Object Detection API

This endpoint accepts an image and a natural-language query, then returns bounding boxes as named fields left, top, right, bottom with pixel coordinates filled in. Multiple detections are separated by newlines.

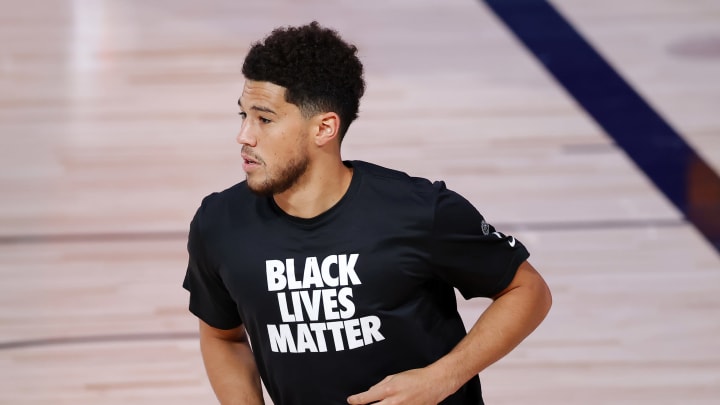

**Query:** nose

left=236, top=120, right=257, bottom=147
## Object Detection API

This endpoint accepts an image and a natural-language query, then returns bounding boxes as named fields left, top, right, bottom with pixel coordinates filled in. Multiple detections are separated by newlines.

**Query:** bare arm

left=347, top=260, right=552, bottom=405
left=199, top=319, right=265, bottom=405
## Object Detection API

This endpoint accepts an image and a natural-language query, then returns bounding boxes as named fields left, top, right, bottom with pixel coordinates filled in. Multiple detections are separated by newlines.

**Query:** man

left=183, top=21, right=551, bottom=405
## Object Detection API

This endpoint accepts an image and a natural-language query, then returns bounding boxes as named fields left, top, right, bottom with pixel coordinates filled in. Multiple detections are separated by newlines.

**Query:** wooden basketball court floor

left=1, top=0, right=719, bottom=403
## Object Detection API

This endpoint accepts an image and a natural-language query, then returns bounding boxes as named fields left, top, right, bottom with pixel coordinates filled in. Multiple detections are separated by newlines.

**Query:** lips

left=241, top=148, right=263, bottom=173
left=241, top=148, right=262, bottom=165
left=242, top=154, right=259, bottom=165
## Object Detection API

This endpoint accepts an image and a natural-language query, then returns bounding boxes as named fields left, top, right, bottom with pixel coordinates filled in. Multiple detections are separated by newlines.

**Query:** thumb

left=347, top=375, right=394, bottom=404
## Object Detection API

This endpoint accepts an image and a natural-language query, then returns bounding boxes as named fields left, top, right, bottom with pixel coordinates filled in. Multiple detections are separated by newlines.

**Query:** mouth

left=241, top=151, right=263, bottom=170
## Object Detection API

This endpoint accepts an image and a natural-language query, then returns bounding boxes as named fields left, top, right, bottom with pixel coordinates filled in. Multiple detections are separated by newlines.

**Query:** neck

left=273, top=159, right=353, bottom=219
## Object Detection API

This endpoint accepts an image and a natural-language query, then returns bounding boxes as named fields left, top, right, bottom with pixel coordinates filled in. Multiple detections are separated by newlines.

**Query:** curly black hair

left=242, top=21, right=365, bottom=142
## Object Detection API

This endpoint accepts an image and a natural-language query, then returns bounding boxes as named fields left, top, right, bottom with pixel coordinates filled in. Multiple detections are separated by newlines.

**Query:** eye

left=238, top=112, right=247, bottom=120
left=259, top=117, right=272, bottom=124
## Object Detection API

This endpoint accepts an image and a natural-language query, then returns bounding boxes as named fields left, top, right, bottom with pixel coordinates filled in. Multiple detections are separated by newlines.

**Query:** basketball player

left=183, top=21, right=552, bottom=405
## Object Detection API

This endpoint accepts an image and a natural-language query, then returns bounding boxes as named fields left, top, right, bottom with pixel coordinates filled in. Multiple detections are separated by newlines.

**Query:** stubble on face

left=243, top=145, right=310, bottom=197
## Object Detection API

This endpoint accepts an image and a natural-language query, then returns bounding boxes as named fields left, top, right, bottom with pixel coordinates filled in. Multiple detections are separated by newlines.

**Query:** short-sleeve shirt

left=183, top=160, right=529, bottom=405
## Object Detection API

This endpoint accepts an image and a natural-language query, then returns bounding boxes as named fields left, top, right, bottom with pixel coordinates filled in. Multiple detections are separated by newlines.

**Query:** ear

left=314, top=112, right=341, bottom=146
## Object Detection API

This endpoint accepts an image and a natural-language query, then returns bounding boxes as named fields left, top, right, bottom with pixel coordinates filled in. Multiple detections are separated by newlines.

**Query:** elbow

left=522, top=265, right=552, bottom=322
left=539, top=279, right=552, bottom=319
left=526, top=262, right=552, bottom=319
left=529, top=268, right=553, bottom=323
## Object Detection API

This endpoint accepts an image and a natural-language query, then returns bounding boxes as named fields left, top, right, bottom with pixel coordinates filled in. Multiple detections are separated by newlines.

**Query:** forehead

left=239, top=80, right=288, bottom=108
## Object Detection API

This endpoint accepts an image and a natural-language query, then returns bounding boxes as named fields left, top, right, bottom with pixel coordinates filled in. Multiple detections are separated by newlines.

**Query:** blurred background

left=1, top=0, right=719, bottom=403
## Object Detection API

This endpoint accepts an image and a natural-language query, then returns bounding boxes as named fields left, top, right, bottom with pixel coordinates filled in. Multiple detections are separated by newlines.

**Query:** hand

left=347, top=367, right=452, bottom=405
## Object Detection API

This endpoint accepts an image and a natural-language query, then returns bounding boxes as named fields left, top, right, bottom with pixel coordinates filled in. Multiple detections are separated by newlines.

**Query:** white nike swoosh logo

left=508, top=236, right=516, bottom=247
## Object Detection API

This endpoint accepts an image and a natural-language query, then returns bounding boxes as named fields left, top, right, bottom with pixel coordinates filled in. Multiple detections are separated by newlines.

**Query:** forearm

left=200, top=327, right=265, bottom=405
left=430, top=263, right=552, bottom=396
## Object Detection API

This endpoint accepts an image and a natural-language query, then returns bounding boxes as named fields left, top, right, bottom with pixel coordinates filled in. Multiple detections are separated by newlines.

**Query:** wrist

left=425, top=358, right=467, bottom=400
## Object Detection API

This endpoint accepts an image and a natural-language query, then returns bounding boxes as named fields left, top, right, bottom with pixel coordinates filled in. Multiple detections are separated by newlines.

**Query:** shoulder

left=197, top=181, right=249, bottom=212
left=350, top=160, right=444, bottom=198
left=193, top=181, right=256, bottom=231
left=349, top=161, right=473, bottom=224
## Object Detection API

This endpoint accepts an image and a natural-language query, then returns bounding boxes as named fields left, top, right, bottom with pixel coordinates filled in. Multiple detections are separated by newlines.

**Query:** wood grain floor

left=1, top=0, right=719, bottom=404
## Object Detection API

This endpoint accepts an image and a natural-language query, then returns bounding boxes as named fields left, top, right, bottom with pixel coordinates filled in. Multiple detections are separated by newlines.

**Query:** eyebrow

left=237, top=99, right=277, bottom=115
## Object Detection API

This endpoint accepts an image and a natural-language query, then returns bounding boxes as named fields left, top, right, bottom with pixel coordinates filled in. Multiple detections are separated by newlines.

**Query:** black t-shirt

left=183, top=161, right=529, bottom=405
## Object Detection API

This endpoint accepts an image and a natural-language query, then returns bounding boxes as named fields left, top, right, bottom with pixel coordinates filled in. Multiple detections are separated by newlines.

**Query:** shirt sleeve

left=428, top=182, right=530, bottom=299
left=182, top=198, right=243, bottom=329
